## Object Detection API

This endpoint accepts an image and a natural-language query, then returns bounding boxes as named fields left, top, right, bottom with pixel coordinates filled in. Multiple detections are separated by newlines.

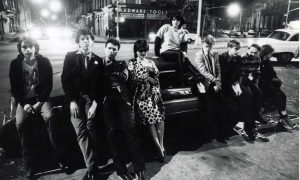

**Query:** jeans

left=70, top=95, right=96, bottom=171
left=16, top=102, right=64, bottom=168
left=103, top=91, right=145, bottom=175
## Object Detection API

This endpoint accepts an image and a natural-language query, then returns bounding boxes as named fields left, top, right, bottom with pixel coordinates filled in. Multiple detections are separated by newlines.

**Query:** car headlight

left=148, top=32, right=156, bottom=42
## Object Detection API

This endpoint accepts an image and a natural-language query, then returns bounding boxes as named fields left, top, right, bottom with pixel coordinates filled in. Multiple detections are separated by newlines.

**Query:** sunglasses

left=137, top=48, right=148, bottom=52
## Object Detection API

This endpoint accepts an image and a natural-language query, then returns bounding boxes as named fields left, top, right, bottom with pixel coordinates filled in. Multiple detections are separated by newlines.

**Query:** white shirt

left=156, top=24, right=187, bottom=53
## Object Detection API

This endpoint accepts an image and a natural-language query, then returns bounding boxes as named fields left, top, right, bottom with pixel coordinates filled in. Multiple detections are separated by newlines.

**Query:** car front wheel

left=275, top=53, right=293, bottom=64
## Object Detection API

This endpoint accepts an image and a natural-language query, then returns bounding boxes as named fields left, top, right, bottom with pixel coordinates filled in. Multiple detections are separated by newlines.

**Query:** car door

left=158, top=65, right=200, bottom=124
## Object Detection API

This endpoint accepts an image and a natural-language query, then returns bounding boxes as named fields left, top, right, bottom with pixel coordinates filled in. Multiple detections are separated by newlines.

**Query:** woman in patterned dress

left=128, top=40, right=166, bottom=162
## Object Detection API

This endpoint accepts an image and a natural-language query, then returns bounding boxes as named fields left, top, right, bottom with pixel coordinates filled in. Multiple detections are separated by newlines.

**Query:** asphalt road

left=0, top=38, right=298, bottom=180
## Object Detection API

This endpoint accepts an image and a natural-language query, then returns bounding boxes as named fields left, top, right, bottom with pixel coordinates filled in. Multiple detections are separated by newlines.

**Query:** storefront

left=118, top=5, right=169, bottom=37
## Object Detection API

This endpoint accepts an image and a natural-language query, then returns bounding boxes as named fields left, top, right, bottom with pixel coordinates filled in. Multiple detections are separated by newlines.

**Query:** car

left=183, top=29, right=197, bottom=43
left=247, top=30, right=255, bottom=37
left=228, top=30, right=246, bottom=38
left=0, top=56, right=203, bottom=160
left=256, top=29, right=299, bottom=63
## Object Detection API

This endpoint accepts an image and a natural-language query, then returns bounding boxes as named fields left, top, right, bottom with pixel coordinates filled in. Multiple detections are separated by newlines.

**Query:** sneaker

left=136, top=171, right=147, bottom=180
left=233, top=126, right=250, bottom=141
left=280, top=117, right=298, bottom=130
left=253, top=129, right=269, bottom=142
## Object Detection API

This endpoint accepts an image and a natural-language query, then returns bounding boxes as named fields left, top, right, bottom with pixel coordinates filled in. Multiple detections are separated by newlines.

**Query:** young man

left=239, top=44, right=269, bottom=141
left=259, top=44, right=297, bottom=129
left=194, top=35, right=225, bottom=143
left=102, top=39, right=146, bottom=180
left=9, top=37, right=66, bottom=178
left=219, top=40, right=268, bottom=142
left=61, top=29, right=103, bottom=179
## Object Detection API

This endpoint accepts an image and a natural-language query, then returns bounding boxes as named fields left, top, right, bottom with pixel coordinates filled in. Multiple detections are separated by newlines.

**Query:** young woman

left=155, top=13, right=188, bottom=82
left=128, top=40, right=166, bottom=162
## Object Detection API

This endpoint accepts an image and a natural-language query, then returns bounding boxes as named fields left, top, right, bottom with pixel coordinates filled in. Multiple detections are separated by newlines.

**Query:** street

left=0, top=38, right=298, bottom=180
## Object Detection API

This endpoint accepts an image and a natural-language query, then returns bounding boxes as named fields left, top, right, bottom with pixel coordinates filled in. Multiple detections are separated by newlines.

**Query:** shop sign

left=120, top=7, right=167, bottom=20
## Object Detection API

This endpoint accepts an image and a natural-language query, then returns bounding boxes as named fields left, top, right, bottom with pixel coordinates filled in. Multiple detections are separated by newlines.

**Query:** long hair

left=169, top=13, right=185, bottom=28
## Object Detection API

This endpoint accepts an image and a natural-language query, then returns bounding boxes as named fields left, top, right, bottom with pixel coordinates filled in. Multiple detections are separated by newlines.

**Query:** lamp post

left=116, top=0, right=120, bottom=41
left=195, top=0, right=203, bottom=45
left=201, top=3, right=241, bottom=37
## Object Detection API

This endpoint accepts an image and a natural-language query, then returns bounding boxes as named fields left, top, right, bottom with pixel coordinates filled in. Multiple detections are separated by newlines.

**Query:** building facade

left=0, top=0, right=19, bottom=34
left=91, top=0, right=177, bottom=38
left=243, top=0, right=299, bottom=35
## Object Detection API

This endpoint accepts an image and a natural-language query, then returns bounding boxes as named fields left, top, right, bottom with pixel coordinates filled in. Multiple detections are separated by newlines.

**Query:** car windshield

left=268, top=31, right=290, bottom=40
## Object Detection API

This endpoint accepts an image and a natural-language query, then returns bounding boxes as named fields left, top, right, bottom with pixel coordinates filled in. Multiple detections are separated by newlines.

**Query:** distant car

left=256, top=29, right=299, bottom=63
left=228, top=30, right=246, bottom=38
left=247, top=30, right=255, bottom=37
left=183, top=29, right=197, bottom=43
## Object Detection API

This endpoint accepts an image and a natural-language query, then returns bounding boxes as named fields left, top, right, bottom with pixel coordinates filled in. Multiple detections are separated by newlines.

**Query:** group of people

left=9, top=29, right=166, bottom=180
left=194, top=36, right=298, bottom=143
left=8, top=13, right=297, bottom=180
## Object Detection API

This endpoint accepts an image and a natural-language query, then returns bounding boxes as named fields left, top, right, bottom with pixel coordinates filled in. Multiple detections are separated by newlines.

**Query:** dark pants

left=103, top=91, right=145, bottom=175
left=161, top=50, right=185, bottom=78
left=242, top=79, right=263, bottom=120
left=70, top=95, right=96, bottom=171
left=16, top=102, right=64, bottom=168
left=261, top=84, right=286, bottom=115
left=204, top=85, right=225, bottom=139
left=237, top=85, right=256, bottom=132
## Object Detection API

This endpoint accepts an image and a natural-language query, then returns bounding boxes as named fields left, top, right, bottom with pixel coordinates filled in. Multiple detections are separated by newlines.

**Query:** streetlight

left=201, top=3, right=241, bottom=37
left=49, top=0, right=62, bottom=12
left=49, top=0, right=68, bottom=28
left=41, top=9, right=50, bottom=18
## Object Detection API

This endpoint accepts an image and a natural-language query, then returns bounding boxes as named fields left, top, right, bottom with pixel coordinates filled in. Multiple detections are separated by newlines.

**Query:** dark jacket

left=219, top=52, right=242, bottom=94
left=103, top=60, right=131, bottom=104
left=61, top=51, right=105, bottom=103
left=260, top=58, right=278, bottom=85
left=9, top=54, right=53, bottom=106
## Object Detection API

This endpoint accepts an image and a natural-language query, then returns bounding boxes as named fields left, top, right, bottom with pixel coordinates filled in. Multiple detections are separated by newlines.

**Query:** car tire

left=187, top=38, right=192, bottom=43
left=275, top=53, right=293, bottom=64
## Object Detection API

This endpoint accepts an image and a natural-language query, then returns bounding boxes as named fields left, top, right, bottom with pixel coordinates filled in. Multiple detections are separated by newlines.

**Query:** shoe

left=82, top=171, right=96, bottom=180
left=136, top=171, right=147, bottom=180
left=245, top=130, right=255, bottom=141
left=25, top=167, right=35, bottom=179
left=59, top=162, right=74, bottom=175
left=157, top=154, right=165, bottom=163
left=279, top=117, right=298, bottom=130
left=253, top=129, right=269, bottom=142
left=233, top=126, right=249, bottom=140
left=118, top=173, right=134, bottom=180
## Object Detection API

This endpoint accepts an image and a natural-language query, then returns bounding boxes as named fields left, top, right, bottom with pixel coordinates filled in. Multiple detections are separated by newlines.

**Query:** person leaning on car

left=9, top=37, right=68, bottom=178
left=194, top=35, right=226, bottom=143
left=61, top=29, right=104, bottom=179
left=259, top=44, right=297, bottom=129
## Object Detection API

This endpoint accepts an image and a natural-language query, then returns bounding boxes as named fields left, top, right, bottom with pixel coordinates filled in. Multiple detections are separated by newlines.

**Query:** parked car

left=0, top=56, right=203, bottom=159
left=228, top=30, right=246, bottom=38
left=256, top=29, right=299, bottom=63
left=247, top=30, right=255, bottom=37
left=183, top=29, right=197, bottom=43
